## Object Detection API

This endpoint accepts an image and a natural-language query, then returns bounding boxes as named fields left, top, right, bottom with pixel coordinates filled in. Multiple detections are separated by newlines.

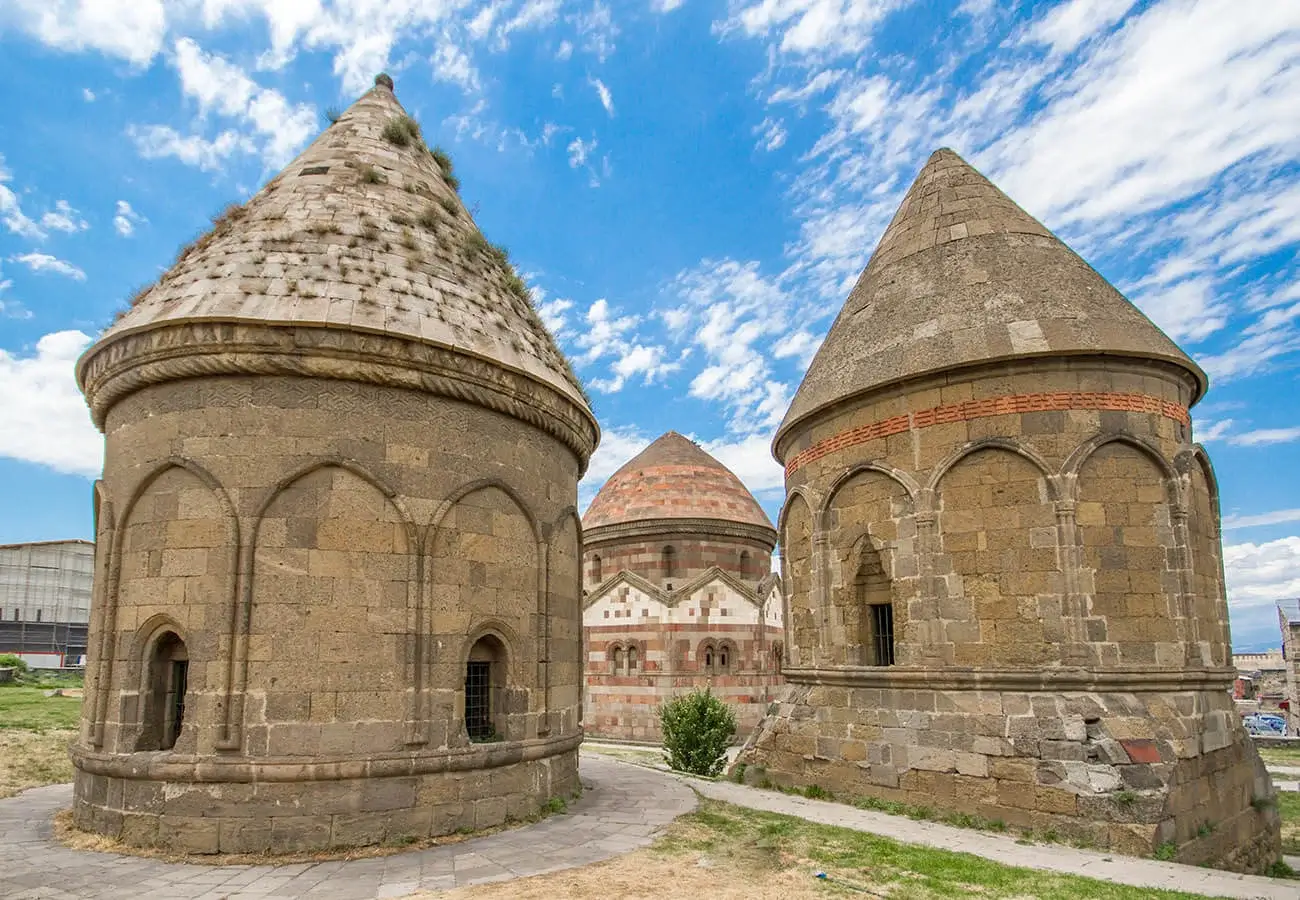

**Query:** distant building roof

left=0, top=540, right=94, bottom=550
left=1280, top=599, right=1300, bottom=625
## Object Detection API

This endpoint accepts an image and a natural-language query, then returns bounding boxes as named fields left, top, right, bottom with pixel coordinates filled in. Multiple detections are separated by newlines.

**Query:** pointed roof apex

left=77, top=77, right=597, bottom=465
left=583, top=432, right=775, bottom=536
left=775, top=148, right=1205, bottom=453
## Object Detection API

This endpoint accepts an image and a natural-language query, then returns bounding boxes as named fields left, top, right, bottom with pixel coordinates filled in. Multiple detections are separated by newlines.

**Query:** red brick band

left=785, top=391, right=1190, bottom=475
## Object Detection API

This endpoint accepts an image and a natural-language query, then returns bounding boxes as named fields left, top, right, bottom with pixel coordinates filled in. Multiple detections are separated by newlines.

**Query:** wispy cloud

left=40, top=200, right=88, bottom=234
left=590, top=77, right=614, bottom=116
left=10, top=252, right=86, bottom=281
left=112, top=200, right=145, bottom=237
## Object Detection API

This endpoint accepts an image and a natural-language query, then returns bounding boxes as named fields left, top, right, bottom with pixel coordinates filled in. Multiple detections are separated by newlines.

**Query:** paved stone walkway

left=0, top=755, right=696, bottom=900
left=681, top=774, right=1299, bottom=900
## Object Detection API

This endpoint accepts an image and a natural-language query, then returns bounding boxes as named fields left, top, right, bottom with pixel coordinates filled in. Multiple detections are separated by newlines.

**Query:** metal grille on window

left=871, top=604, right=895, bottom=666
left=166, top=660, right=188, bottom=750
left=465, top=660, right=492, bottom=739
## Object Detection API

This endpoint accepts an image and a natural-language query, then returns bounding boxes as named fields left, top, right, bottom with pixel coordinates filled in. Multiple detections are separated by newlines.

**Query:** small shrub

left=391, top=213, right=413, bottom=227
left=1114, top=790, right=1137, bottom=807
left=444, top=171, right=461, bottom=192
left=382, top=115, right=422, bottom=148
left=1266, top=860, right=1296, bottom=879
left=1252, top=795, right=1276, bottom=811
left=401, top=228, right=417, bottom=251
left=361, top=165, right=384, bottom=185
left=0, top=653, right=28, bottom=673
left=802, top=784, right=831, bottom=800
left=417, top=206, right=440, bottom=231
left=543, top=796, right=567, bottom=815
left=731, top=762, right=747, bottom=784
left=362, top=223, right=379, bottom=242
left=325, top=106, right=342, bottom=125
left=439, top=196, right=458, bottom=217
left=465, top=232, right=491, bottom=257
left=1154, top=841, right=1177, bottom=861
left=659, top=688, right=736, bottom=777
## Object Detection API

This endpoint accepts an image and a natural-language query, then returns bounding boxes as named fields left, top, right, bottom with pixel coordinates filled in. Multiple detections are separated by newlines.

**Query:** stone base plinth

left=70, top=739, right=579, bottom=854
left=736, top=674, right=1281, bottom=873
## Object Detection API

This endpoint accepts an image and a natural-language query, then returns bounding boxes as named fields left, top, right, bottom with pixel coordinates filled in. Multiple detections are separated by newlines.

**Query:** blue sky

left=0, top=0, right=1296, bottom=650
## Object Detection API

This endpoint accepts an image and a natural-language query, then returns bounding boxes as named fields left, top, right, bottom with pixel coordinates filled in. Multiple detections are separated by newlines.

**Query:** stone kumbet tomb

left=581, top=432, right=784, bottom=742
left=72, top=75, right=598, bottom=854
left=736, top=149, right=1281, bottom=870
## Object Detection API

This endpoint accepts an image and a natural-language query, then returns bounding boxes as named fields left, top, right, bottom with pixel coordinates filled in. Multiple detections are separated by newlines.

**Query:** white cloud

left=0, top=331, right=102, bottom=477
left=499, top=0, right=561, bottom=42
left=574, top=1, right=618, bottom=61
left=1224, top=509, right=1300, bottom=531
left=700, top=432, right=784, bottom=497
left=171, top=37, right=317, bottom=168
left=82, top=88, right=95, bottom=102
left=573, top=299, right=678, bottom=393
left=719, top=0, right=904, bottom=57
left=556, top=39, right=574, bottom=59
left=772, top=328, right=820, bottom=367
left=1130, top=276, right=1228, bottom=343
left=432, top=37, right=481, bottom=91
left=10, top=252, right=86, bottom=281
left=1024, top=0, right=1138, bottom=56
left=1225, top=536, right=1300, bottom=611
left=4, top=0, right=167, bottom=66
left=537, top=295, right=574, bottom=335
left=39, top=200, right=88, bottom=234
left=113, top=200, right=145, bottom=237
left=567, top=136, right=597, bottom=167
left=1230, top=426, right=1300, bottom=448
left=668, top=259, right=794, bottom=431
left=653, top=0, right=685, bottom=11
left=754, top=117, right=787, bottom=151
left=0, top=155, right=44, bottom=239
left=590, top=77, right=614, bottom=116
left=128, top=124, right=252, bottom=171
left=578, top=425, right=652, bottom=511
left=1194, top=418, right=1233, bottom=442
left=0, top=264, right=30, bottom=320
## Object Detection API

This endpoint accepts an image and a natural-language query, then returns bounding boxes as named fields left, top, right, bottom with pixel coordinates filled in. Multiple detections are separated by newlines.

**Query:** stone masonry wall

left=73, top=373, right=584, bottom=851
left=585, top=533, right=772, bottom=590
left=742, top=358, right=1280, bottom=871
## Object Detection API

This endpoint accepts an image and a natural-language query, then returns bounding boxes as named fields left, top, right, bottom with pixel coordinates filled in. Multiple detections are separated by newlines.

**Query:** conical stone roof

left=583, top=432, right=775, bottom=539
left=776, top=148, right=1206, bottom=451
left=77, top=74, right=596, bottom=464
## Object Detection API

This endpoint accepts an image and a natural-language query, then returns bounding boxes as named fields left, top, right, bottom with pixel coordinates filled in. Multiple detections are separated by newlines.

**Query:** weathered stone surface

left=738, top=148, right=1280, bottom=873
left=69, top=74, right=594, bottom=853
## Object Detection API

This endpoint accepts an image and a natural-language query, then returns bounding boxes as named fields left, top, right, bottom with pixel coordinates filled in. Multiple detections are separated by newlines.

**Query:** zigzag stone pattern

left=581, top=433, right=785, bottom=743
left=70, top=76, right=597, bottom=855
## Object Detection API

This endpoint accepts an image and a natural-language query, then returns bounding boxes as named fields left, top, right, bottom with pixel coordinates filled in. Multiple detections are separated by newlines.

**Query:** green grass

left=1260, top=747, right=1300, bottom=767
left=1278, top=790, right=1300, bottom=854
left=0, top=685, right=82, bottom=731
left=654, top=799, right=1224, bottom=899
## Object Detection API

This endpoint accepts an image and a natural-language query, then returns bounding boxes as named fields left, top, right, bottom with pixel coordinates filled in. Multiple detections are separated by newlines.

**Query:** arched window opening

left=739, top=550, right=751, bottom=575
left=627, top=644, right=638, bottom=673
left=138, top=631, right=188, bottom=752
left=591, top=554, right=602, bottom=584
left=718, top=644, right=731, bottom=673
left=772, top=643, right=783, bottom=674
left=703, top=644, right=715, bottom=673
left=855, top=541, right=895, bottom=666
left=465, top=634, right=506, bottom=742
left=612, top=644, right=625, bottom=674
left=662, top=545, right=676, bottom=580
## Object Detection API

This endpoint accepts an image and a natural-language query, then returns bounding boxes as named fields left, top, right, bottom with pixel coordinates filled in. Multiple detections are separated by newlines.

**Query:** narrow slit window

left=465, top=660, right=492, bottom=739
left=719, top=646, right=729, bottom=672
left=165, top=659, right=188, bottom=750
left=627, top=645, right=638, bottom=673
left=592, top=554, right=602, bottom=584
left=662, top=545, right=676, bottom=579
left=871, top=604, right=896, bottom=666
left=704, top=646, right=714, bottom=672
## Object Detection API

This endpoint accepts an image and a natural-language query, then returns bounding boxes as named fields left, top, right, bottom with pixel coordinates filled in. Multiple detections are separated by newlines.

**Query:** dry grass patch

left=0, top=729, right=75, bottom=799
left=415, top=800, right=1223, bottom=900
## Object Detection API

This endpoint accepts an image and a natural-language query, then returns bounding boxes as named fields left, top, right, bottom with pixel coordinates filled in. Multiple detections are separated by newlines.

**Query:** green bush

left=0, top=654, right=28, bottom=673
left=660, top=688, right=736, bottom=777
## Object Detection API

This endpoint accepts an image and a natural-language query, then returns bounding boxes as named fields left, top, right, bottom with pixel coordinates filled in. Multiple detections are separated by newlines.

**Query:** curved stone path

left=0, top=755, right=697, bottom=900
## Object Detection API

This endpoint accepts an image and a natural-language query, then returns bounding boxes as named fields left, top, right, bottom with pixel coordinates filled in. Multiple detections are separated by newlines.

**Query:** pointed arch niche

left=248, top=464, right=416, bottom=756
left=1075, top=440, right=1183, bottom=668
left=935, top=447, right=1061, bottom=668
left=823, top=469, right=913, bottom=667
left=779, top=493, right=815, bottom=667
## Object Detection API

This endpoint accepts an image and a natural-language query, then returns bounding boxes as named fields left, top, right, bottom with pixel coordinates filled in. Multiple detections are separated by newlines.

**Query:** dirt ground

left=0, top=729, right=75, bottom=799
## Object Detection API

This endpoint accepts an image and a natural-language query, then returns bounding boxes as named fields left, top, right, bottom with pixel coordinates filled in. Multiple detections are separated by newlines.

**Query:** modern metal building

left=0, top=540, right=93, bottom=668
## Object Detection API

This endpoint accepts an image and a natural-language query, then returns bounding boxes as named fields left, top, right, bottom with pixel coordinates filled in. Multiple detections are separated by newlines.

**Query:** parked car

left=1242, top=713, right=1286, bottom=736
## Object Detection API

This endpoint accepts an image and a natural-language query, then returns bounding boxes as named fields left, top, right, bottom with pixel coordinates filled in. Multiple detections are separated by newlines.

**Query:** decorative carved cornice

left=77, top=321, right=599, bottom=472
left=582, top=565, right=779, bottom=611
left=782, top=665, right=1236, bottom=692
left=584, top=516, right=777, bottom=550
left=70, top=730, right=581, bottom=783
